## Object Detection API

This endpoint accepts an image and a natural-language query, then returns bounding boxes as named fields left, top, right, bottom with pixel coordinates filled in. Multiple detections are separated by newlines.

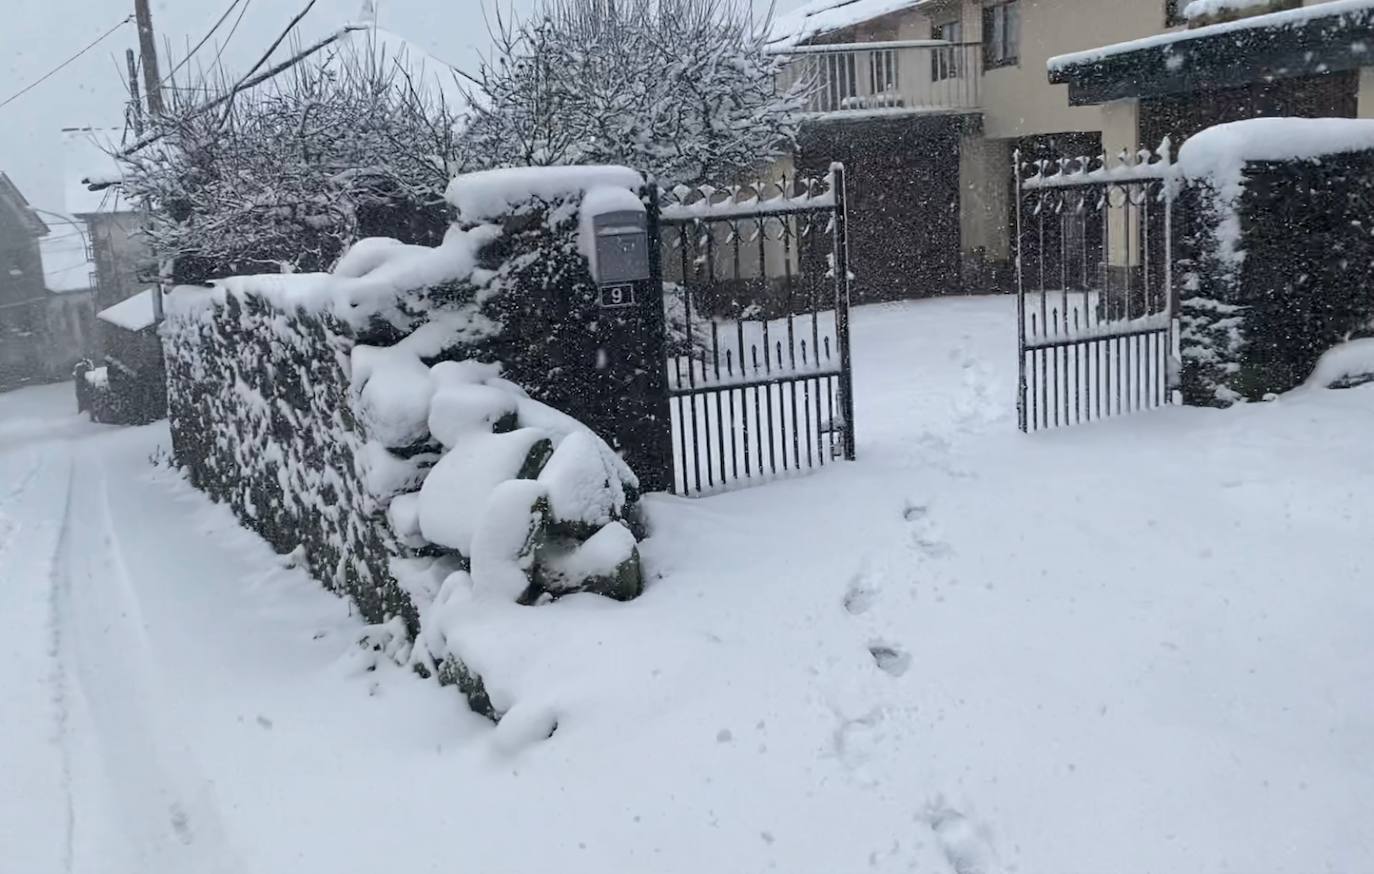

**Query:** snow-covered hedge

left=1177, top=118, right=1374, bottom=405
left=163, top=165, right=653, bottom=717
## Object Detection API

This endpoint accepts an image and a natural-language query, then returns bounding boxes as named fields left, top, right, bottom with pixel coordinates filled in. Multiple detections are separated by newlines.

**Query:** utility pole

left=134, top=0, right=164, bottom=116
left=125, top=49, right=144, bottom=137
left=133, top=0, right=165, bottom=321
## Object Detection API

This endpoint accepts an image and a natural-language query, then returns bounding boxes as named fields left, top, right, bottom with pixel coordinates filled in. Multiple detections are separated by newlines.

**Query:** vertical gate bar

left=803, top=358, right=814, bottom=468
left=679, top=225, right=703, bottom=492
left=1073, top=312, right=1081, bottom=424
left=783, top=217, right=801, bottom=468
left=774, top=340, right=785, bottom=467
left=700, top=355, right=714, bottom=489
left=752, top=346, right=764, bottom=474
left=674, top=357, right=687, bottom=494
left=825, top=374, right=835, bottom=462
left=1060, top=191, right=1074, bottom=424
left=1015, top=148, right=1028, bottom=432
left=712, top=323, right=726, bottom=484
left=726, top=350, right=738, bottom=479
left=831, top=164, right=856, bottom=460
left=1124, top=181, right=1135, bottom=413
left=1143, top=178, right=1153, bottom=318
left=817, top=343, right=828, bottom=466
left=1029, top=312, right=1038, bottom=431
left=738, top=318, right=751, bottom=477
left=1162, top=138, right=1176, bottom=406
left=1051, top=307, right=1059, bottom=428
left=1038, top=189, right=1049, bottom=336
left=765, top=351, right=777, bottom=474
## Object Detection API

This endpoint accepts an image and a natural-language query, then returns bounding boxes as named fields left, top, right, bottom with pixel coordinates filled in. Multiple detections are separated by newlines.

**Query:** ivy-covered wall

left=163, top=291, right=413, bottom=625
left=1179, top=148, right=1374, bottom=404
left=161, top=167, right=663, bottom=717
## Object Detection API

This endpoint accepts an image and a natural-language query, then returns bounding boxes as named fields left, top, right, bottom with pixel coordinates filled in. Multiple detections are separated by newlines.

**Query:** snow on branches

left=120, top=32, right=471, bottom=283
left=462, top=0, right=805, bottom=186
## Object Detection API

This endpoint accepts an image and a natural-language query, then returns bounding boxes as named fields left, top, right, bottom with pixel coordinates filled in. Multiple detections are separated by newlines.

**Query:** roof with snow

left=333, top=26, right=468, bottom=112
left=0, top=173, right=49, bottom=237
left=97, top=288, right=158, bottom=333
left=40, top=232, right=94, bottom=294
left=768, top=0, right=930, bottom=49
left=1048, top=0, right=1374, bottom=105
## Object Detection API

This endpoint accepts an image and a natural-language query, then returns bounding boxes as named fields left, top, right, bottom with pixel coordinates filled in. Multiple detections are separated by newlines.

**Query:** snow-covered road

left=3, top=296, right=1372, bottom=874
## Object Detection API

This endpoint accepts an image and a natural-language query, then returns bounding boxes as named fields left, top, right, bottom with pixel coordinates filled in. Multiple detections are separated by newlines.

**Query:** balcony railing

left=774, top=40, right=983, bottom=117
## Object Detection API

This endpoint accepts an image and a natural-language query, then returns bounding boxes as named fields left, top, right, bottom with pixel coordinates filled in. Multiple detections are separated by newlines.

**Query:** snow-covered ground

left=3, top=295, right=1372, bottom=874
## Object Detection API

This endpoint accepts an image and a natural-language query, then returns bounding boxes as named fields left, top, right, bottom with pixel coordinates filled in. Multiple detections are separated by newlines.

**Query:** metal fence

left=1016, top=144, right=1177, bottom=432
left=651, top=165, right=855, bottom=496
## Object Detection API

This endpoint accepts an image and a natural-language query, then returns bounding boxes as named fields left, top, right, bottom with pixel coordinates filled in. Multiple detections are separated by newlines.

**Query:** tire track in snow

left=57, top=448, right=243, bottom=874
left=0, top=452, right=48, bottom=560
left=48, top=464, right=79, bottom=873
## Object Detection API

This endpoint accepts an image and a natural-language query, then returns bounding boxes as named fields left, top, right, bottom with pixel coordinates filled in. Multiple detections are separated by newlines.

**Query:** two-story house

left=0, top=173, right=52, bottom=388
left=770, top=0, right=1374, bottom=301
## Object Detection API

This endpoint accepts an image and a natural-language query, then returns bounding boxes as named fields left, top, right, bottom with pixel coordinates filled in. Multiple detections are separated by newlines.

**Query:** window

left=983, top=0, right=1020, bottom=69
left=932, top=20, right=964, bottom=81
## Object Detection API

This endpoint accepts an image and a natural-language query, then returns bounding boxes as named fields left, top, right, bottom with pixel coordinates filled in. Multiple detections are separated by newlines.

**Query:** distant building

left=62, top=127, right=151, bottom=313
left=0, top=172, right=95, bottom=390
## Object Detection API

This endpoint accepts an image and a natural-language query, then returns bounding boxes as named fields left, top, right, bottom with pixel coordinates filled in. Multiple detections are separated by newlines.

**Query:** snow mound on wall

left=1182, top=0, right=1274, bottom=21
left=167, top=223, right=501, bottom=331
left=1177, top=117, right=1374, bottom=183
left=1303, top=338, right=1374, bottom=389
left=445, top=165, right=643, bottom=222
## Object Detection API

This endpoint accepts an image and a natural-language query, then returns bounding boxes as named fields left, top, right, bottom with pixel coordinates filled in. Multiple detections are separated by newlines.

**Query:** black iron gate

left=1016, top=143, right=1178, bottom=432
left=649, top=165, right=856, bottom=495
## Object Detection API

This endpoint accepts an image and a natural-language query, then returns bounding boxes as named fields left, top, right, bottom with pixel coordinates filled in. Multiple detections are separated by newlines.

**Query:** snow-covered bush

left=163, top=165, right=653, bottom=718
left=122, top=35, right=470, bottom=283
left=1177, top=119, right=1374, bottom=405
left=462, top=0, right=804, bottom=186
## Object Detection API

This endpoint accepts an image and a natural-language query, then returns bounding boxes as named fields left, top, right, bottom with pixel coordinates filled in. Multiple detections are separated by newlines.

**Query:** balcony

left=774, top=40, right=983, bottom=119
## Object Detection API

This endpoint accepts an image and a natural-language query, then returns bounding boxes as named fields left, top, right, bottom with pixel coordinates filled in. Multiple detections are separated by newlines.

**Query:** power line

left=161, top=0, right=244, bottom=86
left=215, top=0, right=255, bottom=68
left=0, top=16, right=135, bottom=111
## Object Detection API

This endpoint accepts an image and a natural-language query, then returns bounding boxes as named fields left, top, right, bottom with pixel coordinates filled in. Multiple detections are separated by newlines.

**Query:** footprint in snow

left=903, top=501, right=953, bottom=558
left=925, top=801, right=1000, bottom=874
left=868, top=642, right=911, bottom=677
left=843, top=575, right=877, bottom=615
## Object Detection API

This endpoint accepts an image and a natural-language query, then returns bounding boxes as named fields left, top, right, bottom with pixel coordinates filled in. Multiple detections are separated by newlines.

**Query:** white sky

left=0, top=0, right=808, bottom=215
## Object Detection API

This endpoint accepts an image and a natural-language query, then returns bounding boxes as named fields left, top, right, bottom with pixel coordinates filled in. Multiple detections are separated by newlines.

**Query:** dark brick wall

left=797, top=114, right=971, bottom=302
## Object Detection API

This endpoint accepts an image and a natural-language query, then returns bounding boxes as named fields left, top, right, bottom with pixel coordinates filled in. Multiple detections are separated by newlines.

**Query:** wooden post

left=125, top=49, right=144, bottom=136
left=134, top=0, right=164, bottom=116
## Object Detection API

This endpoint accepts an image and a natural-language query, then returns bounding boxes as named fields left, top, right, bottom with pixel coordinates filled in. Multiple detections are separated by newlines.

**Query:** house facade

left=770, top=0, right=1374, bottom=300
left=0, top=172, right=97, bottom=390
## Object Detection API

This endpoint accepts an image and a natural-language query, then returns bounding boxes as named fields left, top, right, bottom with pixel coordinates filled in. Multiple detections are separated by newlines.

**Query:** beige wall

left=974, top=0, right=1173, bottom=140
left=959, top=134, right=1012, bottom=259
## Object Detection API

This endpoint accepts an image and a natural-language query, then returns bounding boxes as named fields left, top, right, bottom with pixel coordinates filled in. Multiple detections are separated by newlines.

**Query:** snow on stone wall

left=162, top=165, right=650, bottom=718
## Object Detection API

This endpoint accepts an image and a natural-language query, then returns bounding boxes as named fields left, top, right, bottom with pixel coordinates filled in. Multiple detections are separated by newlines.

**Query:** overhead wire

left=160, top=0, right=245, bottom=86
left=214, top=0, right=256, bottom=68
left=0, top=15, right=135, bottom=111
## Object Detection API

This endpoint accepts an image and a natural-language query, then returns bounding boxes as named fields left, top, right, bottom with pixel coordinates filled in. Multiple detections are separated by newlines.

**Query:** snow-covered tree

left=463, top=0, right=804, bottom=186
left=120, top=34, right=471, bottom=282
